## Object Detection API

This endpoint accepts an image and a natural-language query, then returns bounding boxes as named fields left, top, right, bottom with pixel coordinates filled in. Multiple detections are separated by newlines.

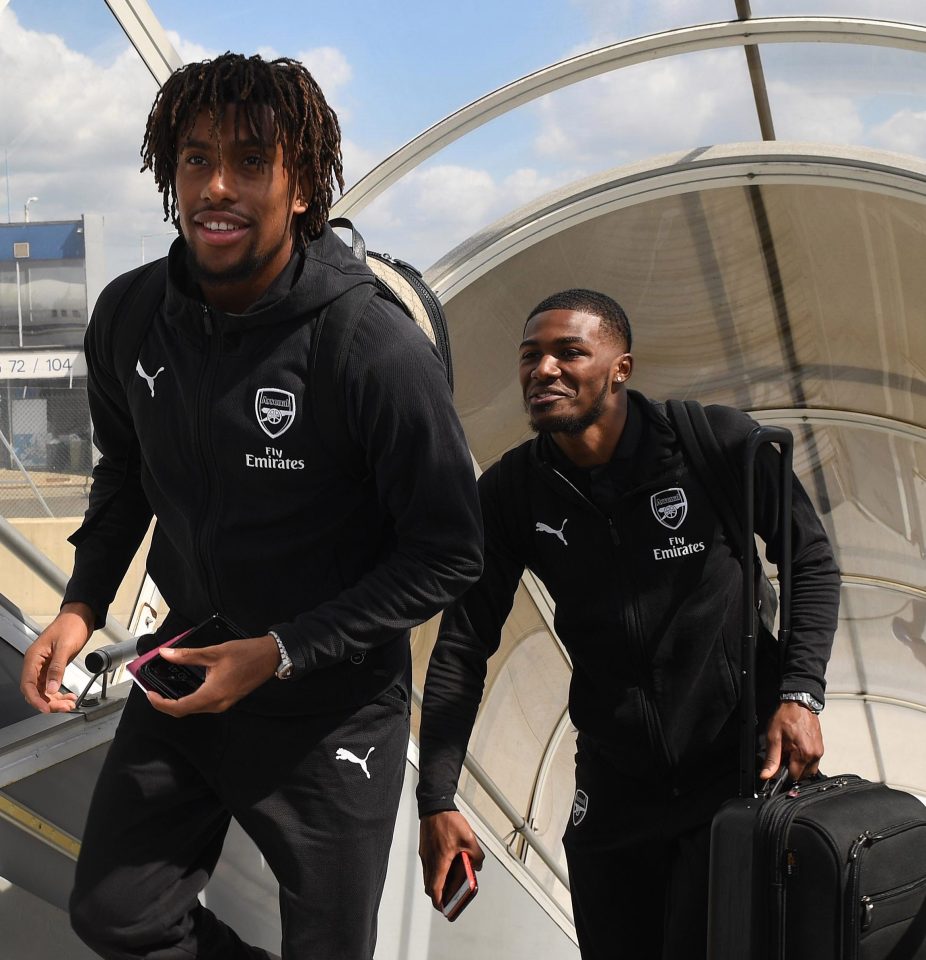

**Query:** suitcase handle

left=739, top=425, right=793, bottom=798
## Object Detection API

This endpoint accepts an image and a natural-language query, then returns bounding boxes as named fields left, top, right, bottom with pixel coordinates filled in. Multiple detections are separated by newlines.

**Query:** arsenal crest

left=651, top=487, right=688, bottom=530
left=572, top=789, right=589, bottom=826
left=255, top=388, right=296, bottom=439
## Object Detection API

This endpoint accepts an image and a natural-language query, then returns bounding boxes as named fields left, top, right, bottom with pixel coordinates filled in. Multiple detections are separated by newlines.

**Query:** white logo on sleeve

left=255, top=388, right=296, bottom=438
left=335, top=746, right=375, bottom=779
left=572, top=789, right=589, bottom=826
left=650, top=487, right=688, bottom=529
left=536, top=518, right=568, bottom=545
left=136, top=360, right=165, bottom=397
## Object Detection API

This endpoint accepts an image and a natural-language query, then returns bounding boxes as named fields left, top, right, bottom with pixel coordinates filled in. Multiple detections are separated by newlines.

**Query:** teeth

left=204, top=221, right=238, bottom=231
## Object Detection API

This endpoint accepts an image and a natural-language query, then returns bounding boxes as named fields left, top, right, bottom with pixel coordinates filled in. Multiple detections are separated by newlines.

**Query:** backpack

left=94, top=220, right=453, bottom=479
left=664, top=398, right=780, bottom=634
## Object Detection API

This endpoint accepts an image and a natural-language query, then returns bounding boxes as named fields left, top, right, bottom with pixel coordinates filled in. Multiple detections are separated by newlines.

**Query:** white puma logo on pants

left=335, top=746, right=375, bottom=779
left=136, top=360, right=165, bottom=397
left=536, top=518, right=568, bottom=546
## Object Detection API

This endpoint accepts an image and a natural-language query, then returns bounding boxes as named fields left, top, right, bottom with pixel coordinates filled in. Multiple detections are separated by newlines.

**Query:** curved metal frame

left=331, top=16, right=926, bottom=219
left=427, top=145, right=926, bottom=299
left=751, top=408, right=926, bottom=447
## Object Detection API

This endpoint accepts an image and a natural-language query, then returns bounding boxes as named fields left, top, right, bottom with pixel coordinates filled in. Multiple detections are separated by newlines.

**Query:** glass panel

left=0, top=1, right=161, bottom=629
left=830, top=584, right=926, bottom=708
left=360, top=48, right=758, bottom=267
left=871, top=701, right=926, bottom=793
left=759, top=43, right=926, bottom=153
left=523, top=721, right=575, bottom=913
left=818, top=698, right=882, bottom=781
left=752, top=1, right=926, bottom=25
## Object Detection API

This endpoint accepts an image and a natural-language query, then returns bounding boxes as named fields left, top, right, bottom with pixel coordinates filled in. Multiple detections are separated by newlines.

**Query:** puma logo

left=136, top=360, right=165, bottom=397
left=335, top=746, right=375, bottom=779
left=536, top=518, right=568, bottom=546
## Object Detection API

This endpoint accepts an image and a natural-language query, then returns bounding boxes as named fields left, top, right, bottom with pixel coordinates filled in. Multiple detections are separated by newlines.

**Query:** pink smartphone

left=441, top=851, right=478, bottom=921
left=127, top=614, right=245, bottom=699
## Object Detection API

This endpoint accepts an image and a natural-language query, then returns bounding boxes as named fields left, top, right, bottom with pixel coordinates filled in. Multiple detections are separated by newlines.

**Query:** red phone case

left=126, top=614, right=245, bottom=699
left=126, top=627, right=193, bottom=693
left=441, top=851, right=478, bottom=921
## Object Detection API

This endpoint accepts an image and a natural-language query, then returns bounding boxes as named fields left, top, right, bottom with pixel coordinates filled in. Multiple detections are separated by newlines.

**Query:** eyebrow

left=180, top=137, right=265, bottom=151
left=519, top=335, right=588, bottom=349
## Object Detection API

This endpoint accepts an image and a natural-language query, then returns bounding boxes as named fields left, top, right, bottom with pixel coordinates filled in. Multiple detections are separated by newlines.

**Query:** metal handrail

left=411, top=685, right=570, bottom=889
left=0, top=514, right=133, bottom=646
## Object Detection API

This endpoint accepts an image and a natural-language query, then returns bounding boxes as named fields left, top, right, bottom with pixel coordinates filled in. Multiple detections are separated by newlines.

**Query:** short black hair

left=141, top=52, right=344, bottom=245
left=526, top=288, right=632, bottom=350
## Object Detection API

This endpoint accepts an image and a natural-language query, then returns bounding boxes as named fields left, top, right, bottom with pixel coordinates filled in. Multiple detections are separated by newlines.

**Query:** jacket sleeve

left=415, top=462, right=526, bottom=817
left=269, top=297, right=484, bottom=675
left=708, top=406, right=841, bottom=705
left=62, top=289, right=154, bottom=628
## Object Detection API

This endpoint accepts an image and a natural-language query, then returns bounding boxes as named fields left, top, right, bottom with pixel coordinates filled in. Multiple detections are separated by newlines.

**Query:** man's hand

left=146, top=634, right=280, bottom=717
left=419, top=810, right=485, bottom=911
left=20, top=602, right=95, bottom=713
left=760, top=700, right=824, bottom=783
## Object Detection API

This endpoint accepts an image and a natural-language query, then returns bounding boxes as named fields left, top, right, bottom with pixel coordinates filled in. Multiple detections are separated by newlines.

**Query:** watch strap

left=269, top=630, right=294, bottom=680
left=780, top=691, right=823, bottom=714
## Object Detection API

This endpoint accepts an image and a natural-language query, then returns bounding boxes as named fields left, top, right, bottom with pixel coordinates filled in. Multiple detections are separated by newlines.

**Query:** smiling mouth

left=192, top=213, right=250, bottom=241
left=528, top=389, right=573, bottom=406
left=202, top=220, right=243, bottom=232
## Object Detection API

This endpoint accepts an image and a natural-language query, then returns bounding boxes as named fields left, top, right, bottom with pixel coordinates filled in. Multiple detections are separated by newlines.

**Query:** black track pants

left=562, top=738, right=737, bottom=960
left=70, top=684, right=410, bottom=960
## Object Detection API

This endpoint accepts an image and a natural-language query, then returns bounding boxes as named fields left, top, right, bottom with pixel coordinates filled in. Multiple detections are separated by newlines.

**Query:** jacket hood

left=164, top=223, right=377, bottom=334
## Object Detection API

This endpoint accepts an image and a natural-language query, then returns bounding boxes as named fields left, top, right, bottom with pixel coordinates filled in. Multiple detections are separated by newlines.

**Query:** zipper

left=372, top=253, right=453, bottom=378
left=845, top=819, right=926, bottom=960
left=543, top=463, right=673, bottom=772
left=757, top=776, right=865, bottom=959
left=193, top=304, right=223, bottom=611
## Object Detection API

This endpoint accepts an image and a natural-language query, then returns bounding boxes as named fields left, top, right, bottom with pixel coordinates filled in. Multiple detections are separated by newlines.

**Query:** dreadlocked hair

left=140, top=52, right=344, bottom=245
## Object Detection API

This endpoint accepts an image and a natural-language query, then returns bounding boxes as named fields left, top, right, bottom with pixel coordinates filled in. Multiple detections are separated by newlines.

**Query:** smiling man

left=19, top=53, right=482, bottom=959
left=416, top=289, right=840, bottom=959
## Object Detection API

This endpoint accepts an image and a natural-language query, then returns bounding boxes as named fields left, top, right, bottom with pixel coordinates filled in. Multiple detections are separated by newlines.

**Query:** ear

left=293, top=174, right=312, bottom=215
left=611, top=352, right=634, bottom=386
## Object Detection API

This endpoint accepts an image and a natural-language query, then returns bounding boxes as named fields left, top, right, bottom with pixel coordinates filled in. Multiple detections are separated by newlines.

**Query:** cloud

left=531, top=47, right=759, bottom=167
left=0, top=9, right=365, bottom=279
left=869, top=109, right=926, bottom=156
left=355, top=163, right=577, bottom=268
left=3, top=0, right=926, bottom=289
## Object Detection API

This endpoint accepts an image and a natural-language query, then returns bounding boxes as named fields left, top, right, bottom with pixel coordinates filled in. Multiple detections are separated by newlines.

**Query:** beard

left=527, top=378, right=610, bottom=436
left=184, top=232, right=288, bottom=287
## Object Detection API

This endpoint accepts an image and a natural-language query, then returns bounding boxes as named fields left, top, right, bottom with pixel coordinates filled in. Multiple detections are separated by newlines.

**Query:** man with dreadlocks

left=19, top=52, right=482, bottom=959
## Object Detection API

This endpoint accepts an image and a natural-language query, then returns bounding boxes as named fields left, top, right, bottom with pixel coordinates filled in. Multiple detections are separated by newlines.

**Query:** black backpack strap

left=105, top=259, right=169, bottom=392
left=665, top=399, right=779, bottom=630
left=666, top=399, right=745, bottom=558
left=309, top=281, right=378, bottom=480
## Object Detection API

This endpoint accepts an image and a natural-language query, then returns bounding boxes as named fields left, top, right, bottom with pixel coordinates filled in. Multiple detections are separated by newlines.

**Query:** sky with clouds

left=2, top=0, right=926, bottom=276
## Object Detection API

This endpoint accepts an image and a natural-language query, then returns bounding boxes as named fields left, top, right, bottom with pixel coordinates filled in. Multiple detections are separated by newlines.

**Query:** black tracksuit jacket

left=417, top=391, right=840, bottom=812
left=64, top=227, right=483, bottom=715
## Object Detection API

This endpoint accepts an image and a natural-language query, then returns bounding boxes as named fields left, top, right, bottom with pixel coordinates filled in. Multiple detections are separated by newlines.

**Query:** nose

left=533, top=353, right=560, bottom=379
left=202, top=163, right=236, bottom=203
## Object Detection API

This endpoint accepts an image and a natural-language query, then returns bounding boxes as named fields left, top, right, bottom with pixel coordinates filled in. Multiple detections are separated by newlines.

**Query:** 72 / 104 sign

left=0, top=351, right=88, bottom=380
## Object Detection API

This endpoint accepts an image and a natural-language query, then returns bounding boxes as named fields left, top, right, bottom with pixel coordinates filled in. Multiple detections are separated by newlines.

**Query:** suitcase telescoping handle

left=738, top=425, right=793, bottom=799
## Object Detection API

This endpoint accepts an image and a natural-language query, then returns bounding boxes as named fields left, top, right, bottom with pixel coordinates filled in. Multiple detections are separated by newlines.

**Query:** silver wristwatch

left=269, top=630, right=294, bottom=680
left=780, top=691, right=823, bottom=714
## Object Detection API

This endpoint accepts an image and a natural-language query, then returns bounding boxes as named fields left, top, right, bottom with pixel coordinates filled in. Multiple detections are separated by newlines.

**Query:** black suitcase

left=707, top=426, right=926, bottom=960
